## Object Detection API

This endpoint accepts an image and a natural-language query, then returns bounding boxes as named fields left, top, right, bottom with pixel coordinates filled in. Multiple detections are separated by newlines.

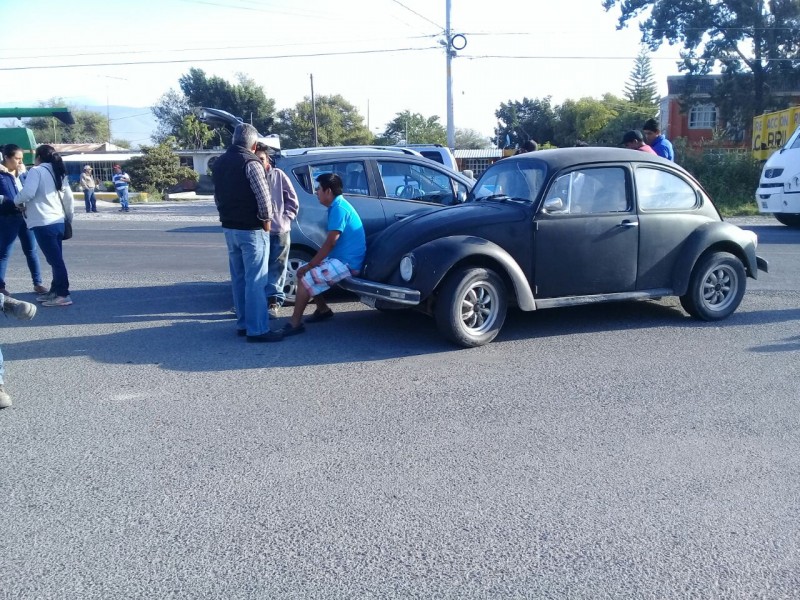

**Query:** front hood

left=363, top=201, right=529, bottom=280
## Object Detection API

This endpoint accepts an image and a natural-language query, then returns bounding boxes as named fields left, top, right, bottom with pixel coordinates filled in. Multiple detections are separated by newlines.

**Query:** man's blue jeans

left=224, top=227, right=270, bottom=336
left=84, top=188, right=97, bottom=212
left=32, top=222, right=69, bottom=297
left=0, top=215, right=43, bottom=290
left=117, top=187, right=129, bottom=209
left=266, top=231, right=290, bottom=306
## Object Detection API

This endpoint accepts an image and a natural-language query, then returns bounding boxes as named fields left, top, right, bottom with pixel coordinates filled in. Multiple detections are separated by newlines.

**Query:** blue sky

left=1, top=0, right=683, bottom=142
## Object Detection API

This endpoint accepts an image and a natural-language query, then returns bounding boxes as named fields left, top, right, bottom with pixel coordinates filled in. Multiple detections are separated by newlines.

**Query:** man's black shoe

left=246, top=330, right=284, bottom=343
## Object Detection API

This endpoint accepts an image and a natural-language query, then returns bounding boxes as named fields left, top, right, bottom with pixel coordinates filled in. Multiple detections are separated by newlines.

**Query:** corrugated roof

left=454, top=149, right=504, bottom=158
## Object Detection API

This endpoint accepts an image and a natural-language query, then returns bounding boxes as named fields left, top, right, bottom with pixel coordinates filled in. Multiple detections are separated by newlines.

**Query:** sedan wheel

left=679, top=251, right=746, bottom=321
left=435, top=267, right=507, bottom=347
left=282, top=249, right=313, bottom=305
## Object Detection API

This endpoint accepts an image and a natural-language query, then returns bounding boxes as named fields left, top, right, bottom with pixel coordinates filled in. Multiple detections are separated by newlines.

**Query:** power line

left=461, top=53, right=797, bottom=61
left=7, top=34, right=437, bottom=61
left=388, top=0, right=442, bottom=31
left=0, top=46, right=440, bottom=72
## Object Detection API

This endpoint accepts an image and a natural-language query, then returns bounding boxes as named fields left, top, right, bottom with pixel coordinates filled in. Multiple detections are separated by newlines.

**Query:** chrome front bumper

left=338, top=277, right=421, bottom=306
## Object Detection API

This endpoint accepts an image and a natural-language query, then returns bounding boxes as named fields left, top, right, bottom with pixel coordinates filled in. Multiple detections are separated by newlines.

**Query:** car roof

left=505, top=147, right=674, bottom=171
left=279, top=146, right=423, bottom=158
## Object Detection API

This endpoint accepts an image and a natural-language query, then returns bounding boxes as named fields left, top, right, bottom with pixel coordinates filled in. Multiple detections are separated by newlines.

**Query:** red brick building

left=661, top=74, right=800, bottom=149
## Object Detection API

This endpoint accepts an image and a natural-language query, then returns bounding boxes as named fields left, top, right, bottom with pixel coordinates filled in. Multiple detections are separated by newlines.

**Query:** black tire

left=773, top=213, right=800, bottom=228
left=434, top=267, right=507, bottom=347
left=679, top=251, right=746, bottom=321
left=283, top=248, right=313, bottom=305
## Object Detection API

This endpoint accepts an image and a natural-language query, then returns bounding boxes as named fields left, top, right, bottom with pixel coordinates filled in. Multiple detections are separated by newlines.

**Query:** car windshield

left=470, top=160, right=546, bottom=203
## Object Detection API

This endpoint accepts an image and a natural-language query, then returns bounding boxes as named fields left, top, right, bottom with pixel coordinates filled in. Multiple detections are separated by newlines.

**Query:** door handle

left=394, top=214, right=410, bottom=220
left=619, top=220, right=639, bottom=228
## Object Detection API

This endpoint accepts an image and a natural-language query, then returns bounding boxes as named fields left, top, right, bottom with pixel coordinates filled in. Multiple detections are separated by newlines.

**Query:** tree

left=553, top=96, right=620, bottom=147
left=624, top=48, right=659, bottom=110
left=125, top=138, right=198, bottom=197
left=24, top=98, right=110, bottom=144
left=380, top=110, right=447, bottom=145
left=151, top=89, right=190, bottom=144
left=151, top=69, right=277, bottom=146
left=603, top=0, right=800, bottom=120
left=275, top=94, right=372, bottom=148
left=455, top=128, right=492, bottom=149
left=111, top=139, right=132, bottom=149
left=177, top=114, right=214, bottom=149
left=494, top=97, right=556, bottom=148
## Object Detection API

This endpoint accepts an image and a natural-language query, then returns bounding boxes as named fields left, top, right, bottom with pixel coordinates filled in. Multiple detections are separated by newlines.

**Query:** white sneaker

left=36, top=291, right=57, bottom=303
left=42, top=295, right=73, bottom=307
left=0, top=385, right=11, bottom=409
left=2, top=296, right=37, bottom=320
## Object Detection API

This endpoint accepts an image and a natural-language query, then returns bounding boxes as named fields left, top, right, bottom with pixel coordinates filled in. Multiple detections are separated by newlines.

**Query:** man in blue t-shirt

left=112, top=164, right=131, bottom=212
left=642, top=118, right=675, bottom=161
left=282, top=172, right=366, bottom=336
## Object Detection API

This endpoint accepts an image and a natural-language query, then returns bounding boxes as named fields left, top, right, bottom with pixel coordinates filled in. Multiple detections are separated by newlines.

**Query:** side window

left=636, top=167, right=698, bottom=210
left=542, top=167, right=629, bottom=215
left=292, top=166, right=312, bottom=193
left=377, top=161, right=456, bottom=205
left=309, top=161, right=369, bottom=196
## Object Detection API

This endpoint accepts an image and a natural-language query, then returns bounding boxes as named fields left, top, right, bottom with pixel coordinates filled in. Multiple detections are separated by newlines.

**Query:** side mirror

left=543, top=197, right=566, bottom=213
left=456, top=190, right=467, bottom=203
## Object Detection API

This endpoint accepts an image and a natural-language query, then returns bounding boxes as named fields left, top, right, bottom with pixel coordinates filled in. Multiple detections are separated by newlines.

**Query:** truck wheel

left=773, top=213, right=800, bottom=228
left=679, top=251, right=746, bottom=321
left=435, top=267, right=507, bottom=347
left=283, top=249, right=313, bottom=305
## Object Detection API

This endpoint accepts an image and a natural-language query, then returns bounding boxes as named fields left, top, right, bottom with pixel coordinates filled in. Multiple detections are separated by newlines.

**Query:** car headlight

left=399, top=255, right=415, bottom=282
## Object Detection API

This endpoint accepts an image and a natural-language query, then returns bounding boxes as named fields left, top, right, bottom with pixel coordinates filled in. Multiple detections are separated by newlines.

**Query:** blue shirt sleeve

left=327, top=202, right=348, bottom=232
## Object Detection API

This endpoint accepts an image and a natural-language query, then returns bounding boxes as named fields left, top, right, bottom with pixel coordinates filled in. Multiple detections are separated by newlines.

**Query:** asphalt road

left=1, top=201, right=798, bottom=599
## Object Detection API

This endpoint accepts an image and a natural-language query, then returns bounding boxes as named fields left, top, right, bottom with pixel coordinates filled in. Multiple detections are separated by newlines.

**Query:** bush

left=125, top=138, right=200, bottom=196
left=674, top=138, right=761, bottom=216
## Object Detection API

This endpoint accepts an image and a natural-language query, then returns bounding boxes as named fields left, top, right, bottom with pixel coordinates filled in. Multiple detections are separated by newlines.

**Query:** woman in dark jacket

left=0, top=144, right=47, bottom=296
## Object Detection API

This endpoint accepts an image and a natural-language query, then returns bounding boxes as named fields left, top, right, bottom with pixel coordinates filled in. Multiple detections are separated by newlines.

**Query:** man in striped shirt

left=213, top=123, right=283, bottom=343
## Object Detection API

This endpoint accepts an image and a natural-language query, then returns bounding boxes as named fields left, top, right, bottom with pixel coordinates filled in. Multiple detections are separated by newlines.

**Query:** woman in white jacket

left=14, top=145, right=74, bottom=307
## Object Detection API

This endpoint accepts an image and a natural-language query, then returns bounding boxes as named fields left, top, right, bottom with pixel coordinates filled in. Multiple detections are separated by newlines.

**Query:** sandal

left=305, top=309, right=334, bottom=323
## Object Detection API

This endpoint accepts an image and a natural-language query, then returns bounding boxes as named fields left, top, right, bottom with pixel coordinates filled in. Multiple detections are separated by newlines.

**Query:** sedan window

left=377, top=161, right=459, bottom=205
left=309, top=161, right=370, bottom=196
left=635, top=167, right=698, bottom=210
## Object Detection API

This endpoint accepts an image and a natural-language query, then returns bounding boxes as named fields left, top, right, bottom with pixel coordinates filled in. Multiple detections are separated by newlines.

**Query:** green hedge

left=673, top=139, right=761, bottom=216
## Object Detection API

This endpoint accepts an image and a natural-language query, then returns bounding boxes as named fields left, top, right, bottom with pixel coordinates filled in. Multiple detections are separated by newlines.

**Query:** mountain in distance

left=91, top=105, right=158, bottom=148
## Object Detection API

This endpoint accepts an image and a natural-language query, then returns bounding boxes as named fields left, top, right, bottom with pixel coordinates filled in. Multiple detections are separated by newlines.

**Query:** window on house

left=689, top=104, right=717, bottom=129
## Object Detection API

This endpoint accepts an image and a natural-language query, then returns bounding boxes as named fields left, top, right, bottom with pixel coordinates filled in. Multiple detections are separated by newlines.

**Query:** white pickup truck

left=756, top=124, right=800, bottom=227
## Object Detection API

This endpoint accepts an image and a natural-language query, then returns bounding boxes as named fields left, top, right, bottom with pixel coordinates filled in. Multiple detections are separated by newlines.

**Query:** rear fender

left=407, top=236, right=536, bottom=310
left=672, top=222, right=759, bottom=295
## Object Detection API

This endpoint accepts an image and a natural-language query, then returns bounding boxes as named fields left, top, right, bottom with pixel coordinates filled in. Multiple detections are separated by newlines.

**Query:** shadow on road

left=4, top=282, right=798, bottom=371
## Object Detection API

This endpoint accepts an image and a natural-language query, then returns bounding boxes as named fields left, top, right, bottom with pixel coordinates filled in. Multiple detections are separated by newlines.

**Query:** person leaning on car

left=621, top=130, right=657, bottom=154
left=213, top=123, right=282, bottom=343
left=282, top=172, right=366, bottom=337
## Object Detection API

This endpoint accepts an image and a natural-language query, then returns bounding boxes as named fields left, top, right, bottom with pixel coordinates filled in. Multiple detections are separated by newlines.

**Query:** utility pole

left=445, top=0, right=454, bottom=150
left=310, top=73, right=319, bottom=147
left=442, top=1, right=466, bottom=150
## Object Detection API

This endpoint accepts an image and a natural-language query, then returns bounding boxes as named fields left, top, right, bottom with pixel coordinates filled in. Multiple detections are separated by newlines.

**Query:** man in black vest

left=213, top=123, right=283, bottom=342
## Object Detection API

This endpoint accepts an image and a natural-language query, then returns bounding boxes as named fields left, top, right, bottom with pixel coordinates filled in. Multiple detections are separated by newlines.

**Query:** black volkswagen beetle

left=340, top=148, right=769, bottom=347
